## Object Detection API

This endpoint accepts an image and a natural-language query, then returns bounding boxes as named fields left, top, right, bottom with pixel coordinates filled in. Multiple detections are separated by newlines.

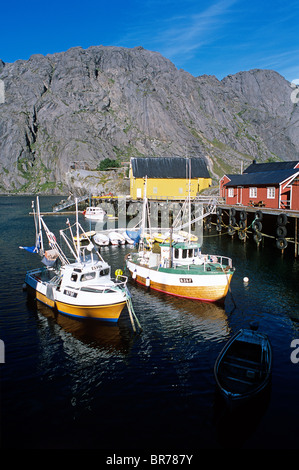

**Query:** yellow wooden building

left=129, top=157, right=211, bottom=199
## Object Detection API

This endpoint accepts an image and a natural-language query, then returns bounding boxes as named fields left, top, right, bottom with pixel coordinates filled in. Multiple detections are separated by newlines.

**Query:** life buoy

left=276, top=225, right=287, bottom=238
left=240, top=210, right=247, bottom=221
left=277, top=213, right=287, bottom=226
left=255, top=210, right=263, bottom=221
left=276, top=238, right=288, bottom=250
left=252, top=220, right=262, bottom=232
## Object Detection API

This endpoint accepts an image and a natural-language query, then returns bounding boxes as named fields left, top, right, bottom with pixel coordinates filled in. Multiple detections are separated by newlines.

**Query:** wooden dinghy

left=214, top=325, right=272, bottom=404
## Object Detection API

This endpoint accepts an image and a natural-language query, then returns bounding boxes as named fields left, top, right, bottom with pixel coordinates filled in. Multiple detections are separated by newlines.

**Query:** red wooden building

left=220, top=161, right=299, bottom=210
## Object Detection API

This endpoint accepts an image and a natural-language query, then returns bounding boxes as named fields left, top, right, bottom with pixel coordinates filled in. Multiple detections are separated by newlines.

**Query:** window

left=228, top=188, right=234, bottom=197
left=80, top=272, right=96, bottom=282
left=249, top=187, right=257, bottom=198
left=267, top=187, right=275, bottom=199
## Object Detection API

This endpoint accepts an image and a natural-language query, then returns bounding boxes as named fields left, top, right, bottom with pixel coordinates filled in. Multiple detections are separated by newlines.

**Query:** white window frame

left=267, top=187, right=275, bottom=199
left=249, top=187, right=257, bottom=198
left=228, top=188, right=234, bottom=198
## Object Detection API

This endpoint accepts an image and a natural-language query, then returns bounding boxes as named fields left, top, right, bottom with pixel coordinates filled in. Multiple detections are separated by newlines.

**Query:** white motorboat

left=93, top=232, right=110, bottom=246
left=109, top=231, right=126, bottom=245
left=83, top=206, right=106, bottom=221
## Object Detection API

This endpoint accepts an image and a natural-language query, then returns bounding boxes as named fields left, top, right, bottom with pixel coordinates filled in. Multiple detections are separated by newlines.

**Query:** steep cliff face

left=0, top=45, right=298, bottom=194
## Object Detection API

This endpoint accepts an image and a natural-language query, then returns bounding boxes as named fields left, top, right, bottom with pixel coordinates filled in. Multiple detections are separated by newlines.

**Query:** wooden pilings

left=207, top=205, right=299, bottom=256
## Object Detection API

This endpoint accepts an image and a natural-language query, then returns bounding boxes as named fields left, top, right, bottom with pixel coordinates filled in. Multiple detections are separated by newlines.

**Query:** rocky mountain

left=0, top=45, right=298, bottom=194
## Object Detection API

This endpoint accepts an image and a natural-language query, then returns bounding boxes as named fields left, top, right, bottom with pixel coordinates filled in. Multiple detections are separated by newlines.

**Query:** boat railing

left=170, top=254, right=233, bottom=271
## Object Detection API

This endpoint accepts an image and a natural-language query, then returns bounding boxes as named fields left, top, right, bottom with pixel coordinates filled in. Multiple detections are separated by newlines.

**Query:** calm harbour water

left=1, top=195, right=299, bottom=450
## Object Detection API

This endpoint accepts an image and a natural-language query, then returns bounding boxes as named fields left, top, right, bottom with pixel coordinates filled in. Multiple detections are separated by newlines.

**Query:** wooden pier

left=205, top=203, right=299, bottom=257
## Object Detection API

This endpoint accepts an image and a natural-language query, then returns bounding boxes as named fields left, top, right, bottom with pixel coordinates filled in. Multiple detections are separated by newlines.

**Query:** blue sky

left=1, top=0, right=299, bottom=82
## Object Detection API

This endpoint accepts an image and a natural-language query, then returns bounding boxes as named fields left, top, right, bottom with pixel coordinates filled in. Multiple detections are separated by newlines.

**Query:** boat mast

left=36, top=196, right=44, bottom=254
left=140, top=176, right=148, bottom=250
left=75, top=198, right=80, bottom=261
left=188, top=157, right=191, bottom=243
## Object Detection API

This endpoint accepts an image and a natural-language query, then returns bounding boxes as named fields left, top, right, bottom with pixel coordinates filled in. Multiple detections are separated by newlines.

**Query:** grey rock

left=0, top=46, right=298, bottom=194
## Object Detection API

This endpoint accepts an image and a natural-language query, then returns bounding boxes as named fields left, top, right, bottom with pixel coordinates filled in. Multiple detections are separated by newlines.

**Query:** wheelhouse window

left=80, top=272, right=96, bottom=282
left=267, top=187, right=275, bottom=199
left=249, top=187, right=257, bottom=198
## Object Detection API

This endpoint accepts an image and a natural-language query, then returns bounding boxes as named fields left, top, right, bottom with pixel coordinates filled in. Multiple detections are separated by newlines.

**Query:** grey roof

left=224, top=169, right=299, bottom=187
left=130, top=157, right=210, bottom=179
left=244, top=161, right=299, bottom=173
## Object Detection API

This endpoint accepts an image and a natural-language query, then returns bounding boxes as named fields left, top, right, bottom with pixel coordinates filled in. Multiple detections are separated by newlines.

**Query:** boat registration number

left=64, top=289, right=78, bottom=298
left=179, top=278, right=193, bottom=283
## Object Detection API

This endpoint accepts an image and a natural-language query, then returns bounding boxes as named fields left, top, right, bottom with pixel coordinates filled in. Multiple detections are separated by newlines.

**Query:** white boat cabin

left=160, top=242, right=204, bottom=266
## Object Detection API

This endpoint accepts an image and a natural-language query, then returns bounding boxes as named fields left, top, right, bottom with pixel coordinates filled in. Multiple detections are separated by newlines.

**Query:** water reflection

left=213, top=384, right=271, bottom=448
left=29, top=298, right=134, bottom=357
left=128, top=282, right=231, bottom=343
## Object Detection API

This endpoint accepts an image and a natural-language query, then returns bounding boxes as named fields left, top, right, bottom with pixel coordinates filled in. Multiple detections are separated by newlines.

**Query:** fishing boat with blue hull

left=21, top=197, right=129, bottom=322
left=214, top=325, right=272, bottom=404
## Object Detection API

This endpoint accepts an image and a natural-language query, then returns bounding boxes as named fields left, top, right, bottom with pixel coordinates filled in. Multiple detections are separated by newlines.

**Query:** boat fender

left=276, top=225, right=287, bottom=238
left=132, top=270, right=137, bottom=279
left=227, top=225, right=236, bottom=236
left=115, top=269, right=123, bottom=278
left=276, top=238, right=288, bottom=250
left=277, top=213, right=287, bottom=226
left=240, top=210, right=247, bottom=221
left=238, top=230, right=246, bottom=240
left=216, top=215, right=222, bottom=224
left=146, top=277, right=150, bottom=287
left=255, top=210, right=263, bottom=221
left=253, top=232, right=262, bottom=244
left=252, top=220, right=262, bottom=232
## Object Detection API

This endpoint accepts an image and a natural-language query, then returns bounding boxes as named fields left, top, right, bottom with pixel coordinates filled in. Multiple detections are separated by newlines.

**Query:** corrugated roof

left=130, top=157, right=210, bottom=179
left=244, top=161, right=299, bottom=173
left=224, top=169, right=299, bottom=187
